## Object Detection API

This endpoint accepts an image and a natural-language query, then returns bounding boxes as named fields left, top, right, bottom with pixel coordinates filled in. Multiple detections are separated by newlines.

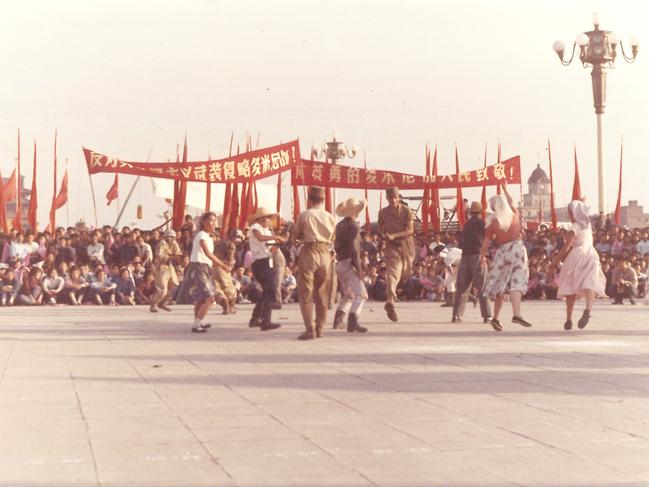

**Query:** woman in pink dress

left=553, top=200, right=606, bottom=330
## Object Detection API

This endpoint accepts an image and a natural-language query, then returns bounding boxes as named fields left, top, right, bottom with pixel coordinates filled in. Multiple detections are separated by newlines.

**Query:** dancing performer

left=553, top=200, right=606, bottom=330
left=333, top=197, right=368, bottom=333
left=377, top=187, right=415, bottom=322
left=213, top=229, right=241, bottom=314
left=292, top=186, right=336, bottom=340
left=184, top=212, right=232, bottom=333
left=452, top=202, right=492, bottom=323
left=480, top=181, right=532, bottom=331
left=150, top=229, right=182, bottom=313
left=247, top=207, right=284, bottom=331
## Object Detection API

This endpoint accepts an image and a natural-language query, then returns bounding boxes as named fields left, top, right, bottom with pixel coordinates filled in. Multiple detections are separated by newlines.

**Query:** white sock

left=194, top=319, right=203, bottom=326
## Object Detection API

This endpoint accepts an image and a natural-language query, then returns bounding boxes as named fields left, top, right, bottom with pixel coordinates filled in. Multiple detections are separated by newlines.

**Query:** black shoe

left=490, top=318, right=502, bottom=331
left=249, top=319, right=261, bottom=328
left=564, top=320, right=573, bottom=330
left=440, top=303, right=452, bottom=308
left=260, top=322, right=281, bottom=331
left=201, top=323, right=211, bottom=329
left=333, top=310, right=345, bottom=329
left=191, top=325, right=207, bottom=333
left=451, top=315, right=461, bottom=323
left=577, top=309, right=590, bottom=329
left=384, top=303, right=398, bottom=322
left=512, top=316, right=532, bottom=327
left=347, top=313, right=367, bottom=333
left=630, top=297, right=637, bottom=305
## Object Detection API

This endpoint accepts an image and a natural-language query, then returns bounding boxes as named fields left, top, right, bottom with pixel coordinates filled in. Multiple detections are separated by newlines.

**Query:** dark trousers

left=251, top=258, right=276, bottom=325
left=452, top=254, right=491, bottom=319
left=613, top=284, right=637, bottom=303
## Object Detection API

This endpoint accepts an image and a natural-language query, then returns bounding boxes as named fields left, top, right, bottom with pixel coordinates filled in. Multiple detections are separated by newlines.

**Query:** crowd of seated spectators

left=1, top=216, right=647, bottom=308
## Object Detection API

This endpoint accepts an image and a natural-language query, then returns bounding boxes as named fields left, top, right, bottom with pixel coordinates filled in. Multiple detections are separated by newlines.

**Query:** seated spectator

left=611, top=258, right=638, bottom=304
left=135, top=270, right=157, bottom=304
left=65, top=267, right=89, bottom=305
left=281, top=267, right=297, bottom=303
left=42, top=268, right=65, bottom=305
left=114, top=268, right=136, bottom=305
left=17, top=268, right=43, bottom=306
left=88, top=269, right=117, bottom=305
left=0, top=269, right=19, bottom=306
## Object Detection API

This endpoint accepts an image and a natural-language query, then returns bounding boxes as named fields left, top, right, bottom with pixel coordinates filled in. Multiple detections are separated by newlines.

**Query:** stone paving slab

left=0, top=300, right=648, bottom=486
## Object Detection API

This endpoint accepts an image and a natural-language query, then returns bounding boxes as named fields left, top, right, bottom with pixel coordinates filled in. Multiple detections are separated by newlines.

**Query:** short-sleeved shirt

left=378, top=204, right=413, bottom=238
left=248, top=223, right=273, bottom=262
left=190, top=231, right=214, bottom=266
left=293, top=206, right=335, bottom=244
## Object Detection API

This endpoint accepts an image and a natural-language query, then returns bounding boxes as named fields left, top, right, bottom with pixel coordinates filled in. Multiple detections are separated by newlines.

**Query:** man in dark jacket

left=452, top=202, right=492, bottom=323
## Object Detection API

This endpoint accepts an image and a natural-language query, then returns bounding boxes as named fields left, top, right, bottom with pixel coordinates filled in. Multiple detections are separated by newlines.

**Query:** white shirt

left=248, top=223, right=273, bottom=262
left=637, top=240, right=649, bottom=256
left=87, top=242, right=106, bottom=264
left=190, top=231, right=214, bottom=266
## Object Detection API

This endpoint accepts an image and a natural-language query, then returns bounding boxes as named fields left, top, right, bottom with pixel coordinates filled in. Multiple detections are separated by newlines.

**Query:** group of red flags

left=0, top=130, right=69, bottom=234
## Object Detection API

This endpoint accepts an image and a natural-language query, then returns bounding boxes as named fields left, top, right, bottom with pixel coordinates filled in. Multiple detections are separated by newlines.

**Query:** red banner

left=292, top=156, right=520, bottom=190
left=83, top=140, right=301, bottom=184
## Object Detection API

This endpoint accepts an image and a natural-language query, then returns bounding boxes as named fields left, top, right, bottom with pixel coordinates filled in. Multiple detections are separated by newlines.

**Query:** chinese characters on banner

left=292, top=156, right=521, bottom=190
left=83, top=140, right=301, bottom=184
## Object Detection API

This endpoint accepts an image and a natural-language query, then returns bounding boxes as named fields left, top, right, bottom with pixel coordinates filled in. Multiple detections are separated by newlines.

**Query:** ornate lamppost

left=552, top=12, right=638, bottom=215
left=312, top=133, right=358, bottom=209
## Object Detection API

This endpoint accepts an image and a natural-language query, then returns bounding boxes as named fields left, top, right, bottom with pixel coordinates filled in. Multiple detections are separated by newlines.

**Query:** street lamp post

left=552, top=12, right=638, bottom=215
left=312, top=134, right=358, bottom=210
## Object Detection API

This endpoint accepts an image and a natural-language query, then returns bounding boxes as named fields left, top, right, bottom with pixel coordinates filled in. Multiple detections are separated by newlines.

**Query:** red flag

left=614, top=141, right=623, bottom=226
left=48, top=130, right=58, bottom=232
left=238, top=180, right=249, bottom=229
left=292, top=167, right=301, bottom=222
left=27, top=142, right=38, bottom=231
left=455, top=146, right=466, bottom=226
left=2, top=169, right=16, bottom=202
left=172, top=136, right=188, bottom=229
left=252, top=181, right=258, bottom=213
left=222, top=183, right=232, bottom=229
left=106, top=173, right=119, bottom=206
left=496, top=142, right=502, bottom=195
left=547, top=139, right=558, bottom=230
left=363, top=149, right=370, bottom=231
left=422, top=145, right=430, bottom=235
left=12, top=130, right=22, bottom=231
left=276, top=173, right=282, bottom=214
left=481, top=142, right=488, bottom=221
left=572, top=147, right=582, bottom=201
left=0, top=169, right=7, bottom=233
left=324, top=183, right=332, bottom=213
left=229, top=183, right=239, bottom=231
left=430, top=146, right=440, bottom=232
left=53, top=170, right=68, bottom=210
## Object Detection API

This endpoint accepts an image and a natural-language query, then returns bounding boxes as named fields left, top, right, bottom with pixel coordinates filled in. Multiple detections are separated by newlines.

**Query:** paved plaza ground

left=0, top=300, right=648, bottom=487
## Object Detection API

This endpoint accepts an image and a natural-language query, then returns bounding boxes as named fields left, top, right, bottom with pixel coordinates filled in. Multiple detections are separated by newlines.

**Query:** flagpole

left=65, top=158, right=70, bottom=227
left=114, top=147, right=153, bottom=228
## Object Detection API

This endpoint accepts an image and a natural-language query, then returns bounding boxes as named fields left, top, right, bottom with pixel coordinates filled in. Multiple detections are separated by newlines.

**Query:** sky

left=1, top=0, right=648, bottom=228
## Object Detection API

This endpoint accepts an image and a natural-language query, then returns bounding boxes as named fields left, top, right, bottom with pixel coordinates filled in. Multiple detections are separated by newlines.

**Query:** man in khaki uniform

left=377, top=187, right=415, bottom=322
left=213, top=229, right=241, bottom=314
left=291, top=186, right=336, bottom=340
left=150, top=229, right=183, bottom=312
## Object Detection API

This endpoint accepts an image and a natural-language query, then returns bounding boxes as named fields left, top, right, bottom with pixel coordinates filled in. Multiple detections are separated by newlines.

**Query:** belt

left=303, top=242, right=330, bottom=249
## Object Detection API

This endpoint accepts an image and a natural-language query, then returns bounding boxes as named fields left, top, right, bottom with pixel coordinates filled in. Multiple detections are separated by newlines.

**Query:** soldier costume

left=213, top=229, right=241, bottom=314
left=150, top=229, right=182, bottom=313
left=377, top=187, right=415, bottom=322
left=292, top=186, right=336, bottom=340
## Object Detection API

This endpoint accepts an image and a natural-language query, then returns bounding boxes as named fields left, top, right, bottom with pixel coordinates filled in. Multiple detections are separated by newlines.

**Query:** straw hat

left=248, top=206, right=277, bottom=225
left=336, top=198, right=366, bottom=218
left=162, top=229, right=177, bottom=238
left=470, top=201, right=483, bottom=214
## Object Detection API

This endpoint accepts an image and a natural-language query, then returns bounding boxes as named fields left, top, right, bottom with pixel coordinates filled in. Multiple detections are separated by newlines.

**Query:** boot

left=260, top=299, right=281, bottom=331
left=441, top=292, right=454, bottom=307
left=384, top=302, right=398, bottom=322
left=347, top=313, right=367, bottom=333
left=228, top=298, right=237, bottom=314
left=333, top=310, right=345, bottom=329
left=220, top=298, right=229, bottom=315
left=249, top=302, right=262, bottom=327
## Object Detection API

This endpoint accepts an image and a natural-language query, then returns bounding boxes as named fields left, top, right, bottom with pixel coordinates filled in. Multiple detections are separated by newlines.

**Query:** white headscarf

left=489, top=195, right=514, bottom=231
left=568, top=200, right=591, bottom=229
